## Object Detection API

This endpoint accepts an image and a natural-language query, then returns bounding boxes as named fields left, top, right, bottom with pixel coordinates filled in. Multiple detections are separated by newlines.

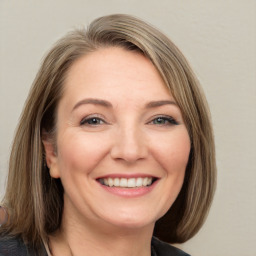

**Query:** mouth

left=97, top=177, right=158, bottom=188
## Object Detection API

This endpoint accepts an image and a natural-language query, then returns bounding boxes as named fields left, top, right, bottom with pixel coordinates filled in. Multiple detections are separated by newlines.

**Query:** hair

left=0, top=14, right=216, bottom=250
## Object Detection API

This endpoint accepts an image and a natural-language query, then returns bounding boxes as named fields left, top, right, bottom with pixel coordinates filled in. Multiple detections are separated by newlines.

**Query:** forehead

left=62, top=47, right=173, bottom=105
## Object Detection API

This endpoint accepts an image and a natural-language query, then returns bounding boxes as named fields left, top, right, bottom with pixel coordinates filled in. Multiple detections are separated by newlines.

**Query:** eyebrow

left=145, top=100, right=177, bottom=108
left=72, top=98, right=177, bottom=112
left=72, top=98, right=113, bottom=111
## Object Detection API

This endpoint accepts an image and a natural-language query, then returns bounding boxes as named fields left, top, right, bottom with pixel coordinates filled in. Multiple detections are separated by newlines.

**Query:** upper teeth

left=99, top=177, right=153, bottom=188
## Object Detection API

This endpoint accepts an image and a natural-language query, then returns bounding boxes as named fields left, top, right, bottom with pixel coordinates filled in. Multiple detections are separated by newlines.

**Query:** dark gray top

left=0, top=235, right=190, bottom=256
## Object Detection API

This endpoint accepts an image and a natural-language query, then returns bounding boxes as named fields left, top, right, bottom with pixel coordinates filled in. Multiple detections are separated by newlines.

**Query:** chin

left=101, top=212, right=158, bottom=231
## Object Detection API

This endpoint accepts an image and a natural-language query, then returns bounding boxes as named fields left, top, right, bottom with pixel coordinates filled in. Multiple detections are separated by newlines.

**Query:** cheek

left=153, top=130, right=190, bottom=215
left=153, top=130, right=191, bottom=173
left=56, top=131, right=109, bottom=176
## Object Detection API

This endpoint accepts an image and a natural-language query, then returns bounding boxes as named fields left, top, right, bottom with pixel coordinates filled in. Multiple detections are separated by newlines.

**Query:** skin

left=43, top=47, right=191, bottom=256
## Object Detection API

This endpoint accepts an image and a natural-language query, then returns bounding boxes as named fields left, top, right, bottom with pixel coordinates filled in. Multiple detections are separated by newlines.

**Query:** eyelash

left=80, top=116, right=106, bottom=126
left=149, top=116, right=179, bottom=126
left=80, top=115, right=178, bottom=127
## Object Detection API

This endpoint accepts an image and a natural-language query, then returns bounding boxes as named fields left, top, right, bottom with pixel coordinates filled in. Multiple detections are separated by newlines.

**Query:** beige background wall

left=0, top=1, right=255, bottom=255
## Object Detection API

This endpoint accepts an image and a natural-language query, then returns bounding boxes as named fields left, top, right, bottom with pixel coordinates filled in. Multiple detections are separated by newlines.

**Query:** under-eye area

left=97, top=177, right=158, bottom=188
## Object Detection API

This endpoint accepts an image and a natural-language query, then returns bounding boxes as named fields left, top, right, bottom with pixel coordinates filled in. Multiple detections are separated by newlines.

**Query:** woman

left=0, top=14, right=216, bottom=256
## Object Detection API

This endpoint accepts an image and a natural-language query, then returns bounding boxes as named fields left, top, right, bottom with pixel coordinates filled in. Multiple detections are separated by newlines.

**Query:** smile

left=98, top=177, right=156, bottom=188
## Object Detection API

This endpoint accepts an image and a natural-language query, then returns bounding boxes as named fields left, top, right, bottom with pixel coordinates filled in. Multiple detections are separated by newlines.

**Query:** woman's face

left=45, top=47, right=190, bottom=231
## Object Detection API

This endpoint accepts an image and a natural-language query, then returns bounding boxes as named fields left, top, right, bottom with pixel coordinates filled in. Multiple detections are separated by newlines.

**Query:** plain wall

left=0, top=1, right=255, bottom=255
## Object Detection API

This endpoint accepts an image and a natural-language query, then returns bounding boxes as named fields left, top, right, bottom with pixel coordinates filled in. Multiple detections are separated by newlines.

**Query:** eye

left=80, top=116, right=105, bottom=126
left=150, top=116, right=179, bottom=126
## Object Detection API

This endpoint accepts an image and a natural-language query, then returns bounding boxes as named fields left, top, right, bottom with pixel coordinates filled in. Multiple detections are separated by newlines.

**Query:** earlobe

left=42, top=138, right=60, bottom=178
left=49, top=165, right=60, bottom=179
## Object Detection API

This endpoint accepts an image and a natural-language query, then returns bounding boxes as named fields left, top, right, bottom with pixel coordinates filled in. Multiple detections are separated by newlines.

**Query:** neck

left=49, top=211, right=154, bottom=256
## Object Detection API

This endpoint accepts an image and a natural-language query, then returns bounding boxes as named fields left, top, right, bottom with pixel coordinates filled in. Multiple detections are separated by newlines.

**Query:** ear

left=42, top=137, right=60, bottom=179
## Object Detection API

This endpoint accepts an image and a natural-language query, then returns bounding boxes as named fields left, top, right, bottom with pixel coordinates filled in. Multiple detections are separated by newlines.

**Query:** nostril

left=110, top=139, right=148, bottom=163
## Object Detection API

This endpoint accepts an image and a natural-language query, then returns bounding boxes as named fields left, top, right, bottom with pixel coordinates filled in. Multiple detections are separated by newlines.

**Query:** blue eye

left=151, top=116, right=178, bottom=126
left=80, top=117, right=104, bottom=126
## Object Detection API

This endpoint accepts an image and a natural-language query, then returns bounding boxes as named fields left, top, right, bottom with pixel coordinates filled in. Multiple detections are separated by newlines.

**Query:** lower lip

left=98, top=180, right=158, bottom=198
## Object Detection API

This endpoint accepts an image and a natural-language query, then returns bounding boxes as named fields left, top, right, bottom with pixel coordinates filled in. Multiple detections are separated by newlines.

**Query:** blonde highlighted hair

left=1, top=14, right=216, bottom=249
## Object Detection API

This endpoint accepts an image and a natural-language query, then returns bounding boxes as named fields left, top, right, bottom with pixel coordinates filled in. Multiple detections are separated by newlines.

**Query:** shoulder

left=0, top=235, right=47, bottom=256
left=151, top=237, right=191, bottom=256
left=0, top=235, right=29, bottom=256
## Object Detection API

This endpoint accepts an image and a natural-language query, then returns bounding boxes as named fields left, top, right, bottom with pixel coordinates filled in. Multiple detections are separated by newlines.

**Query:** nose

left=110, top=126, right=148, bottom=163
